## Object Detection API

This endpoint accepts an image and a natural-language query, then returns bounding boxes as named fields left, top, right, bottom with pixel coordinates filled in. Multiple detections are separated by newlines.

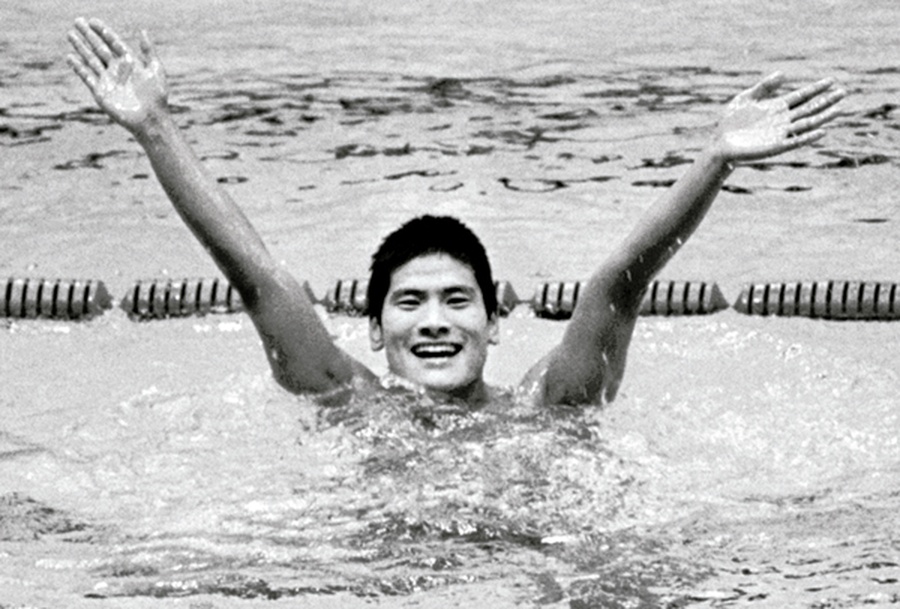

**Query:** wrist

left=700, top=146, right=736, bottom=177
left=129, top=109, right=176, bottom=144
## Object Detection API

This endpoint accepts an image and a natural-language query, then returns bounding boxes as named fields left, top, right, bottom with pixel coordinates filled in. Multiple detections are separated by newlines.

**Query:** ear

left=369, top=318, right=384, bottom=351
left=487, top=313, right=500, bottom=346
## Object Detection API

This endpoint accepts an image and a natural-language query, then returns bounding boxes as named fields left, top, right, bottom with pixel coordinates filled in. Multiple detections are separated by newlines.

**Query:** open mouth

left=411, top=343, right=463, bottom=358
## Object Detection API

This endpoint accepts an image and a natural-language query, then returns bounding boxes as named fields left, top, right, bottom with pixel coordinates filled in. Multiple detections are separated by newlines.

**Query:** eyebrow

left=388, top=285, right=478, bottom=300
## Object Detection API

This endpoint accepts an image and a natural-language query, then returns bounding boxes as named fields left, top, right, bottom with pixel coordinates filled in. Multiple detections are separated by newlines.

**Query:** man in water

left=67, top=18, right=845, bottom=407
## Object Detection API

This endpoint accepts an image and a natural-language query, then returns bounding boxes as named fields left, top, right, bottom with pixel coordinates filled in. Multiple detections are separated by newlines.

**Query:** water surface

left=1, top=0, right=899, bottom=607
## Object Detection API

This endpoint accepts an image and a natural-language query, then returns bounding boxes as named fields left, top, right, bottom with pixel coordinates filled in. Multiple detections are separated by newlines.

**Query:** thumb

left=138, top=30, right=157, bottom=65
left=744, top=72, right=785, bottom=101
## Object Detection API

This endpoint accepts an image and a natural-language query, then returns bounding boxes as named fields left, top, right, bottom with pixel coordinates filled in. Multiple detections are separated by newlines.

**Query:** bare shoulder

left=309, top=358, right=380, bottom=406
left=350, top=358, right=381, bottom=389
left=516, top=348, right=558, bottom=408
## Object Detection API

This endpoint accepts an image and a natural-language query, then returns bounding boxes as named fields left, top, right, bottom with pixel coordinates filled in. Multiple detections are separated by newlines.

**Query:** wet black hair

left=367, top=215, right=497, bottom=322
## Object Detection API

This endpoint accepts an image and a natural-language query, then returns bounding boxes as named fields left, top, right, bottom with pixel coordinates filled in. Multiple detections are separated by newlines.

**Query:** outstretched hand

left=714, top=72, right=845, bottom=162
left=67, top=18, right=168, bottom=132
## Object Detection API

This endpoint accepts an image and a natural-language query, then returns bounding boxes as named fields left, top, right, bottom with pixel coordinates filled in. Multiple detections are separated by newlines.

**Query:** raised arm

left=67, top=18, right=364, bottom=395
left=528, top=73, right=845, bottom=406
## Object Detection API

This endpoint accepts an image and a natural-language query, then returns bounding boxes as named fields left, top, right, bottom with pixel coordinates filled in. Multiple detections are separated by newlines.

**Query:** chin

left=389, top=354, right=487, bottom=399
left=416, top=372, right=471, bottom=392
left=417, top=372, right=484, bottom=400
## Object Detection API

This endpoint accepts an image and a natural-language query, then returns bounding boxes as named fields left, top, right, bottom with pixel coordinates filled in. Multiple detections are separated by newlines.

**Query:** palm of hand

left=717, top=96, right=791, bottom=160
left=710, top=73, right=844, bottom=163
left=94, top=55, right=167, bottom=126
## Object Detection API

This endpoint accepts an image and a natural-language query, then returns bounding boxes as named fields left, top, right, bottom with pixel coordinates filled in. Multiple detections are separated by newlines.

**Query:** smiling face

left=369, top=253, right=498, bottom=401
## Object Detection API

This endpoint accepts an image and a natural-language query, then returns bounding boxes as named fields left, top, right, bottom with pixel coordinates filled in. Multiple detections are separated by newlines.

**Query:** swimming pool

left=2, top=0, right=899, bottom=606
left=2, top=309, right=899, bottom=606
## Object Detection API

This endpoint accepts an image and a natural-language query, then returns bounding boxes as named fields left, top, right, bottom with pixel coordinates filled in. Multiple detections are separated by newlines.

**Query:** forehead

left=388, top=253, right=478, bottom=292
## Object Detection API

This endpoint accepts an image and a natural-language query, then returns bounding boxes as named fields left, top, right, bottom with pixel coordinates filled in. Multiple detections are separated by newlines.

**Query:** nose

left=416, top=300, right=450, bottom=338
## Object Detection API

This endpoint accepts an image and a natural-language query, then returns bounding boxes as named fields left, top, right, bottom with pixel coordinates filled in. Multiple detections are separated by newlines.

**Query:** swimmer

left=66, top=18, right=845, bottom=407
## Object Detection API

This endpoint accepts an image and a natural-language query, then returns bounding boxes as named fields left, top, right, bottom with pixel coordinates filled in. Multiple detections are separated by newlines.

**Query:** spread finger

left=789, top=106, right=844, bottom=137
left=790, top=89, right=846, bottom=121
left=74, top=17, right=114, bottom=67
left=88, top=18, right=131, bottom=58
left=66, top=54, right=98, bottom=91
left=68, top=31, right=105, bottom=76
left=783, top=78, right=835, bottom=109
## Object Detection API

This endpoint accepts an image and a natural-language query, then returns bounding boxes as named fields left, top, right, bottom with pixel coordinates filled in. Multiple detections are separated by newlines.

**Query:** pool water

left=2, top=310, right=898, bottom=607
left=2, top=0, right=899, bottom=606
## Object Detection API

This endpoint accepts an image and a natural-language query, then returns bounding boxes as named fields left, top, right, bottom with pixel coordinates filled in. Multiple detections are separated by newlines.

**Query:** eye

left=446, top=293, right=473, bottom=308
left=394, top=295, right=422, bottom=310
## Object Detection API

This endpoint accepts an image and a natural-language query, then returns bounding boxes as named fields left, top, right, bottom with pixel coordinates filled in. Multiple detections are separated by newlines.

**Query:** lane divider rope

left=4, top=277, right=899, bottom=322
left=530, top=280, right=728, bottom=319
left=1, top=278, right=111, bottom=320
left=733, top=280, right=899, bottom=320
left=121, top=278, right=245, bottom=319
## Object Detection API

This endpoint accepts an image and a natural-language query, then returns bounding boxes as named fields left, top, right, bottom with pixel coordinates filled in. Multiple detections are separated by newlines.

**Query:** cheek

left=461, top=314, right=494, bottom=339
left=380, top=315, right=415, bottom=346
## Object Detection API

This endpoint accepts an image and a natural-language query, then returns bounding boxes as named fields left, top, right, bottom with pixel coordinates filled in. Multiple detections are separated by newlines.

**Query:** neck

left=380, top=373, right=491, bottom=407
left=428, top=377, right=491, bottom=407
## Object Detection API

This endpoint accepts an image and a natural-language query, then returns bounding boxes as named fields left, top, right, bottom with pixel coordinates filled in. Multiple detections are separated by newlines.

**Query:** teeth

left=412, top=344, right=460, bottom=357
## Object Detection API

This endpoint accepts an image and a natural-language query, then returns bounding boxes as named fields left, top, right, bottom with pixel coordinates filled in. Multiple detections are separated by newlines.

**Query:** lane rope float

left=4, top=277, right=899, bottom=323
left=641, top=280, right=729, bottom=316
left=2, top=278, right=111, bottom=320
left=733, top=280, right=900, bottom=320
left=121, top=278, right=247, bottom=320
left=322, top=278, right=368, bottom=316
left=531, top=280, right=729, bottom=319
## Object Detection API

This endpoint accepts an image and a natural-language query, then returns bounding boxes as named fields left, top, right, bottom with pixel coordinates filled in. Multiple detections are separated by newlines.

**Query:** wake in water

left=94, top=385, right=697, bottom=602
left=4, top=325, right=897, bottom=608
left=1, top=367, right=712, bottom=605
